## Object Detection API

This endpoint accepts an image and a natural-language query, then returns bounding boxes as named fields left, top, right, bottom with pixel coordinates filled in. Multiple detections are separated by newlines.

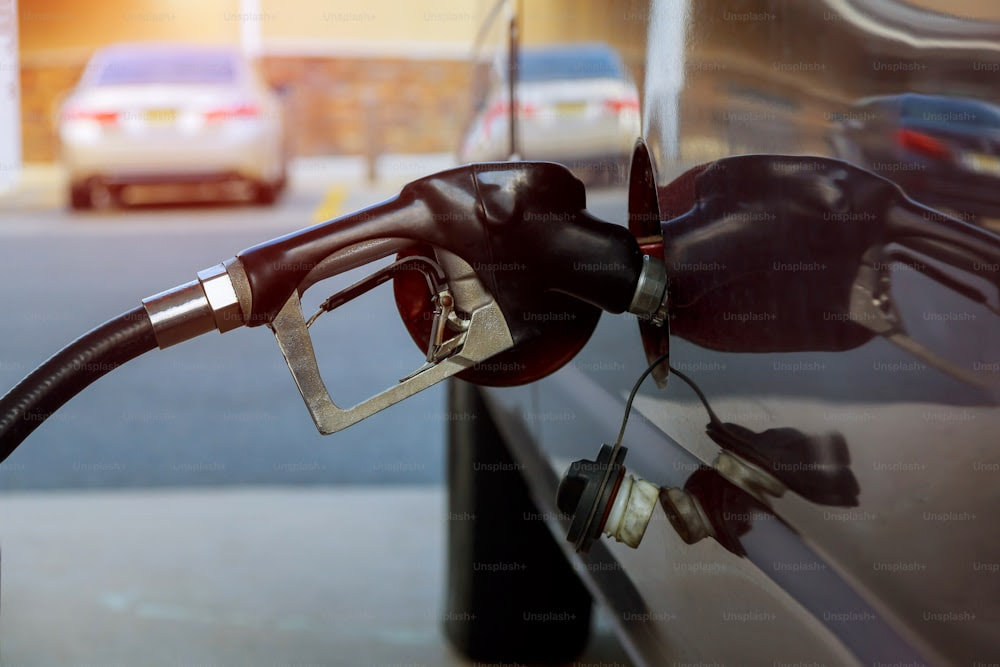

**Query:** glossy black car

left=443, top=2, right=1000, bottom=666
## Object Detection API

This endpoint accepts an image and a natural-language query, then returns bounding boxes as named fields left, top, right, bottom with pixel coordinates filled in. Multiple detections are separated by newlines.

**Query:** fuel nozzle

left=0, top=162, right=670, bottom=461
left=557, top=445, right=661, bottom=552
left=136, top=161, right=672, bottom=435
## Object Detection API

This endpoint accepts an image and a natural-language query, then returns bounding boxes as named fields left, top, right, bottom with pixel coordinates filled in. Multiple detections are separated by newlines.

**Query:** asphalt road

left=0, top=178, right=449, bottom=490
left=0, top=174, right=630, bottom=490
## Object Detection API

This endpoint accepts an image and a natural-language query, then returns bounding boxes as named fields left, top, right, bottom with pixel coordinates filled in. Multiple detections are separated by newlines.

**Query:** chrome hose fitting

left=142, top=263, right=245, bottom=349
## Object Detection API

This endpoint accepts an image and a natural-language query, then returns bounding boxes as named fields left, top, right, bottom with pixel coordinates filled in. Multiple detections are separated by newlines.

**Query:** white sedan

left=460, top=43, right=641, bottom=184
left=59, top=43, right=287, bottom=209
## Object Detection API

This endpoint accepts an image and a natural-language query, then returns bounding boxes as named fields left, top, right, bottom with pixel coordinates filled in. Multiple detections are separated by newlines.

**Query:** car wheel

left=253, top=179, right=280, bottom=205
left=273, top=163, right=288, bottom=194
left=88, top=182, right=116, bottom=210
left=443, top=378, right=593, bottom=664
left=68, top=184, right=92, bottom=211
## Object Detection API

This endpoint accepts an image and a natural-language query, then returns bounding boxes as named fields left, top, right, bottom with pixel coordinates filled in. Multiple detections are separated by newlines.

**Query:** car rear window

left=94, top=52, right=237, bottom=85
left=517, top=47, right=626, bottom=82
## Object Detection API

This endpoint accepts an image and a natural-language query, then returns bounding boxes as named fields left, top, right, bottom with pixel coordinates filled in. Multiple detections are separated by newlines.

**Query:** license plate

left=555, top=101, right=587, bottom=115
left=961, top=151, right=1000, bottom=176
left=144, top=108, right=177, bottom=125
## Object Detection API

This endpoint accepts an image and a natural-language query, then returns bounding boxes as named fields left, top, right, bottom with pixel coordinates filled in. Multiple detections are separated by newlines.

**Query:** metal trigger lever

left=305, top=255, right=444, bottom=324
left=269, top=247, right=515, bottom=435
left=303, top=254, right=463, bottom=366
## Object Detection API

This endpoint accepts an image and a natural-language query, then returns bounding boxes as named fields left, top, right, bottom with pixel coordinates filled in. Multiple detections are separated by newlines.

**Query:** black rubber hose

left=0, top=306, right=157, bottom=464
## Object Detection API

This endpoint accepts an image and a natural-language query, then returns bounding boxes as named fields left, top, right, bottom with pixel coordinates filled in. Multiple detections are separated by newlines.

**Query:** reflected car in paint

left=459, top=42, right=641, bottom=184
left=828, top=93, right=1000, bottom=223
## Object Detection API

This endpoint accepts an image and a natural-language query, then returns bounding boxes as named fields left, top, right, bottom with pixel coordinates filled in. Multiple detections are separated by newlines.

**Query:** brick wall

left=19, top=54, right=473, bottom=162
left=259, top=55, right=472, bottom=157
left=19, top=61, right=85, bottom=162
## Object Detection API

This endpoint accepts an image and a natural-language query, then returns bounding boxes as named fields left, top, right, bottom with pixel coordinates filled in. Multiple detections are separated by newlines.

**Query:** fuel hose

left=0, top=306, right=157, bottom=463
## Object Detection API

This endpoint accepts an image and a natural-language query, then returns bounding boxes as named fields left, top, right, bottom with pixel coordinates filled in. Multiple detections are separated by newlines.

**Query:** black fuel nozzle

left=224, top=161, right=668, bottom=394
left=2, top=162, right=668, bottom=455
left=236, top=162, right=651, bottom=333
left=205, top=161, right=666, bottom=430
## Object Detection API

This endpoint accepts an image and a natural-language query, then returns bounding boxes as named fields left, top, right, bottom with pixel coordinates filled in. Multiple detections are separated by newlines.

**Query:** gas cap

left=557, top=445, right=660, bottom=552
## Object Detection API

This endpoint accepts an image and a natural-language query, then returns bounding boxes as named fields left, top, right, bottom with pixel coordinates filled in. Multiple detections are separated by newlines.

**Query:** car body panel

left=474, top=1, right=1000, bottom=665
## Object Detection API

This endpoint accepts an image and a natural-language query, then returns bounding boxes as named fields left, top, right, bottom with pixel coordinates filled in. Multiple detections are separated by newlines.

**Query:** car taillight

left=485, top=101, right=539, bottom=124
left=204, top=103, right=260, bottom=121
left=897, top=128, right=950, bottom=160
left=63, top=109, right=119, bottom=124
left=605, top=97, right=640, bottom=113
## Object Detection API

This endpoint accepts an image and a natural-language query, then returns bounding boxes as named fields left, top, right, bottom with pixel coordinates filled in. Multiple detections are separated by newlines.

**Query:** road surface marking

left=312, top=185, right=346, bottom=223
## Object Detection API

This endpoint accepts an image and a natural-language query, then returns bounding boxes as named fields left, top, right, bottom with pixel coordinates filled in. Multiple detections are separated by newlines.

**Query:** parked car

left=459, top=42, right=640, bottom=184
left=59, top=43, right=287, bottom=209
left=828, top=93, right=1000, bottom=224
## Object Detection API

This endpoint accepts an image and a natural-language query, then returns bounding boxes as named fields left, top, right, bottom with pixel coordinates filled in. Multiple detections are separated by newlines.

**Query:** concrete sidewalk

left=0, top=486, right=631, bottom=667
